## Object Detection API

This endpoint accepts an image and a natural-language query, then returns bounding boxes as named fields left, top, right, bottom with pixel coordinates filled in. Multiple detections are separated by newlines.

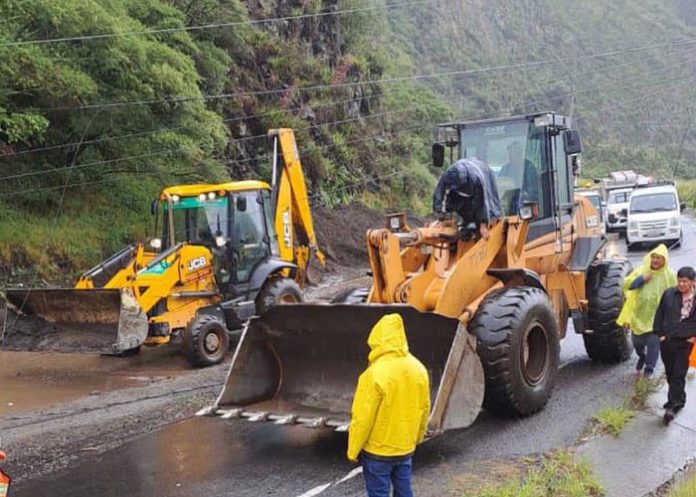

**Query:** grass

left=470, top=451, right=603, bottom=497
left=592, top=406, right=635, bottom=437
left=588, top=377, right=658, bottom=437
left=669, top=471, right=696, bottom=497
left=629, top=377, right=660, bottom=409
left=677, top=179, right=696, bottom=209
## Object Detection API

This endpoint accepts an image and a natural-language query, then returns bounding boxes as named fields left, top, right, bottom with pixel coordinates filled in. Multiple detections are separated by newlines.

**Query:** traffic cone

left=0, top=451, right=11, bottom=497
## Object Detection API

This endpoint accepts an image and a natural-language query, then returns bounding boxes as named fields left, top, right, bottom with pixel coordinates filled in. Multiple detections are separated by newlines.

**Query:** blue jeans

left=361, top=453, right=413, bottom=497
left=632, top=332, right=659, bottom=374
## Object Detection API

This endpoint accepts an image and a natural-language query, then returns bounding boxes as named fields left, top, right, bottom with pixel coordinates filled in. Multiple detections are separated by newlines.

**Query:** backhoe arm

left=269, top=128, right=325, bottom=285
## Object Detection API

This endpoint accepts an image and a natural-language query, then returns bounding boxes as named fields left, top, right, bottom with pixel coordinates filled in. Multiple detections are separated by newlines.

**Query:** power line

left=6, top=41, right=693, bottom=160
left=0, top=0, right=436, bottom=48
left=0, top=91, right=390, bottom=158
left=0, top=106, right=421, bottom=182
left=24, top=35, right=696, bottom=113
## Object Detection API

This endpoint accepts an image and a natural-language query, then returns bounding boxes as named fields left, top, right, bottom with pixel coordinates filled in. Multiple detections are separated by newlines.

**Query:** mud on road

left=0, top=203, right=391, bottom=483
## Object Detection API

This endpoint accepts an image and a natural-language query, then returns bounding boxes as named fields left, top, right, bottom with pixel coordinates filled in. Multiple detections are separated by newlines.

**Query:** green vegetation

left=592, top=407, right=635, bottom=437
left=471, top=451, right=603, bottom=497
left=589, top=378, right=658, bottom=437
left=669, top=470, right=696, bottom=497
left=2, top=0, right=696, bottom=277
left=677, top=180, right=696, bottom=209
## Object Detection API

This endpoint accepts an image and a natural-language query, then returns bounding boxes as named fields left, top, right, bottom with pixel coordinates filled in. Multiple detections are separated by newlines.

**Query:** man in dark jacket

left=653, top=266, right=696, bottom=425
left=432, top=157, right=502, bottom=238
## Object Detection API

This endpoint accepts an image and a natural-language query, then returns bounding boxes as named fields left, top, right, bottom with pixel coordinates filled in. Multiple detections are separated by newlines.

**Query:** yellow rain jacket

left=347, top=314, right=430, bottom=461
left=617, top=244, right=677, bottom=334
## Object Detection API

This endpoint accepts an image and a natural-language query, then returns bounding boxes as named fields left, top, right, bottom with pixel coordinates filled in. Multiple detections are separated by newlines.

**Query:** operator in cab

left=432, top=157, right=502, bottom=238
left=497, top=140, right=539, bottom=211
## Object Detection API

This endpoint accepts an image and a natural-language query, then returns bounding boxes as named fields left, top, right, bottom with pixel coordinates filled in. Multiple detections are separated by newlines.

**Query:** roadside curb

left=576, top=378, right=696, bottom=497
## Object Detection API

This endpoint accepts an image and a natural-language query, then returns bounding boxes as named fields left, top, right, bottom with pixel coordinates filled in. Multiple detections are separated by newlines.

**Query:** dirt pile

left=313, top=202, right=424, bottom=270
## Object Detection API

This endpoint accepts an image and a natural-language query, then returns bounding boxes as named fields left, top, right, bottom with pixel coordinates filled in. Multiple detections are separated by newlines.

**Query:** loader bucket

left=211, top=304, right=484, bottom=434
left=1, top=288, right=148, bottom=355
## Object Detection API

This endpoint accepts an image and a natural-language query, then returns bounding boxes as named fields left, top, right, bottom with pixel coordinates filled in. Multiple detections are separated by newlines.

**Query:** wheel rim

left=204, top=329, right=223, bottom=355
left=280, top=292, right=300, bottom=304
left=521, top=322, right=550, bottom=386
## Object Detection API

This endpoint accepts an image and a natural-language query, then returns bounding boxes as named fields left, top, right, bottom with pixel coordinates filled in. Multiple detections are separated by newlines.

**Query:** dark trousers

left=361, top=453, right=413, bottom=497
left=632, top=332, right=660, bottom=373
left=660, top=338, right=693, bottom=409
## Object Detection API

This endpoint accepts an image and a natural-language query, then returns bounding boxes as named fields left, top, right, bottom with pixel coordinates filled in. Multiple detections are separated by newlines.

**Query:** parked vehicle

left=626, top=183, right=684, bottom=250
left=576, top=189, right=606, bottom=235
left=606, top=187, right=633, bottom=233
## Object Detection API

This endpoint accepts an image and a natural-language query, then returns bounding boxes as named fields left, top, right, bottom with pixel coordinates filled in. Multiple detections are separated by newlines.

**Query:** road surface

left=9, top=215, right=696, bottom=497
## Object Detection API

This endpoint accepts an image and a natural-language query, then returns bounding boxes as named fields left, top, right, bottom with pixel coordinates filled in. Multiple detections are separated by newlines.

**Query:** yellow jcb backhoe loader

left=1, top=129, right=325, bottom=367
left=204, top=112, right=631, bottom=434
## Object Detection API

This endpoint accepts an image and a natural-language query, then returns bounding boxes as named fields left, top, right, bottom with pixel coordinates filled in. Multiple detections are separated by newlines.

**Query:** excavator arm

left=269, top=128, right=325, bottom=285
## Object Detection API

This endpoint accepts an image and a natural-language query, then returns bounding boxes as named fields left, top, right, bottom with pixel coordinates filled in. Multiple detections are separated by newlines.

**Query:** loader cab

left=434, top=112, right=580, bottom=241
left=156, top=181, right=280, bottom=284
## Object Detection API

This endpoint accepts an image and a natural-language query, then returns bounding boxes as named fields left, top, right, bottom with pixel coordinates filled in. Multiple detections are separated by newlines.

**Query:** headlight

left=670, top=216, right=680, bottom=227
left=628, top=221, right=638, bottom=230
left=199, top=193, right=207, bottom=202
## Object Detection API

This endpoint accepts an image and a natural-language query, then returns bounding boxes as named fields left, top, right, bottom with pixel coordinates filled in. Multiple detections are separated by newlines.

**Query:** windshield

left=459, top=120, right=544, bottom=215
left=584, top=194, right=601, bottom=211
left=629, top=193, right=677, bottom=213
left=608, top=191, right=630, bottom=204
left=163, top=195, right=229, bottom=247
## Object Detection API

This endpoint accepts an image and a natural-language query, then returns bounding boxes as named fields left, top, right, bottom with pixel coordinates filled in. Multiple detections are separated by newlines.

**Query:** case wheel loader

left=204, top=112, right=631, bottom=434
left=1, top=129, right=325, bottom=368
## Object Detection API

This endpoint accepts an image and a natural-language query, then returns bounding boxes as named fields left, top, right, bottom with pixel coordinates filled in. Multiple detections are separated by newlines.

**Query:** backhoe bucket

left=1, top=288, right=148, bottom=355
left=209, top=304, right=484, bottom=434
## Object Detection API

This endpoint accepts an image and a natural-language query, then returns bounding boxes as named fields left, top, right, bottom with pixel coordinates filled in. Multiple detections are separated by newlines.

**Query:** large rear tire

left=471, top=287, right=560, bottom=417
left=182, top=314, right=230, bottom=368
left=584, top=259, right=632, bottom=363
left=256, top=276, right=303, bottom=315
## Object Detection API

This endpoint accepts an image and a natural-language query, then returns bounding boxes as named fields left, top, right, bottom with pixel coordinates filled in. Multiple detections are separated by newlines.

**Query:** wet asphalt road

left=11, top=215, right=696, bottom=497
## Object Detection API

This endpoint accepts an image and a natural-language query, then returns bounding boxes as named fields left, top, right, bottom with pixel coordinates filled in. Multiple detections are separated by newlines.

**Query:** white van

left=626, top=183, right=684, bottom=249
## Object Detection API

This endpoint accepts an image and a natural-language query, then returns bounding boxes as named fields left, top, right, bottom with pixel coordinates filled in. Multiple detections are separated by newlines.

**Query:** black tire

left=182, top=314, right=230, bottom=368
left=471, top=286, right=561, bottom=417
left=331, top=286, right=370, bottom=304
left=584, top=259, right=632, bottom=363
left=256, top=276, right=303, bottom=315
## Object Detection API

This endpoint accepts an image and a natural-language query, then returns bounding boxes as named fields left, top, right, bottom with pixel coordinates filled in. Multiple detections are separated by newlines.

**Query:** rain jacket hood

left=347, top=314, right=431, bottom=461
left=618, top=244, right=677, bottom=334
left=367, top=314, right=409, bottom=363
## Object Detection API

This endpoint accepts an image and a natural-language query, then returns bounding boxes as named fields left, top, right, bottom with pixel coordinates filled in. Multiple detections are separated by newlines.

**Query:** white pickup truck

left=605, top=187, right=632, bottom=233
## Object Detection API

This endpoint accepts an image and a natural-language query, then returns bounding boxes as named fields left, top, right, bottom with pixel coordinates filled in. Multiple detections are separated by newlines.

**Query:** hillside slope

left=0, top=0, right=694, bottom=278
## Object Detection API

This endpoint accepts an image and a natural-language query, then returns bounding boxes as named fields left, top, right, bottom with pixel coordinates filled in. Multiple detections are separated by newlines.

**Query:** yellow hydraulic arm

left=269, top=128, right=325, bottom=285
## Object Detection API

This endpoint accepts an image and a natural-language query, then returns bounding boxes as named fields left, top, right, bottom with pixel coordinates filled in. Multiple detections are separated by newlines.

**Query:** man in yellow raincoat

left=618, top=244, right=677, bottom=378
left=347, top=314, right=430, bottom=497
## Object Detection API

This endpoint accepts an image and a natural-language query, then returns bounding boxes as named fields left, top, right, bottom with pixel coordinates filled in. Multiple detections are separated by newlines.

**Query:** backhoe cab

left=2, top=129, right=325, bottom=368
left=210, top=113, right=628, bottom=435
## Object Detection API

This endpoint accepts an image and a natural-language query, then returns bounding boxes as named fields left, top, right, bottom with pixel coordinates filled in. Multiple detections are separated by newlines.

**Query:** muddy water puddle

left=0, top=348, right=191, bottom=415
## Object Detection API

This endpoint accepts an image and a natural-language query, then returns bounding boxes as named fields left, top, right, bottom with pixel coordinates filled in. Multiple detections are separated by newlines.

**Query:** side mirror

left=150, top=199, right=158, bottom=216
left=680, top=202, right=687, bottom=212
left=236, top=196, right=247, bottom=212
left=432, top=143, right=445, bottom=169
left=564, top=129, right=582, bottom=155
left=571, top=155, right=582, bottom=176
